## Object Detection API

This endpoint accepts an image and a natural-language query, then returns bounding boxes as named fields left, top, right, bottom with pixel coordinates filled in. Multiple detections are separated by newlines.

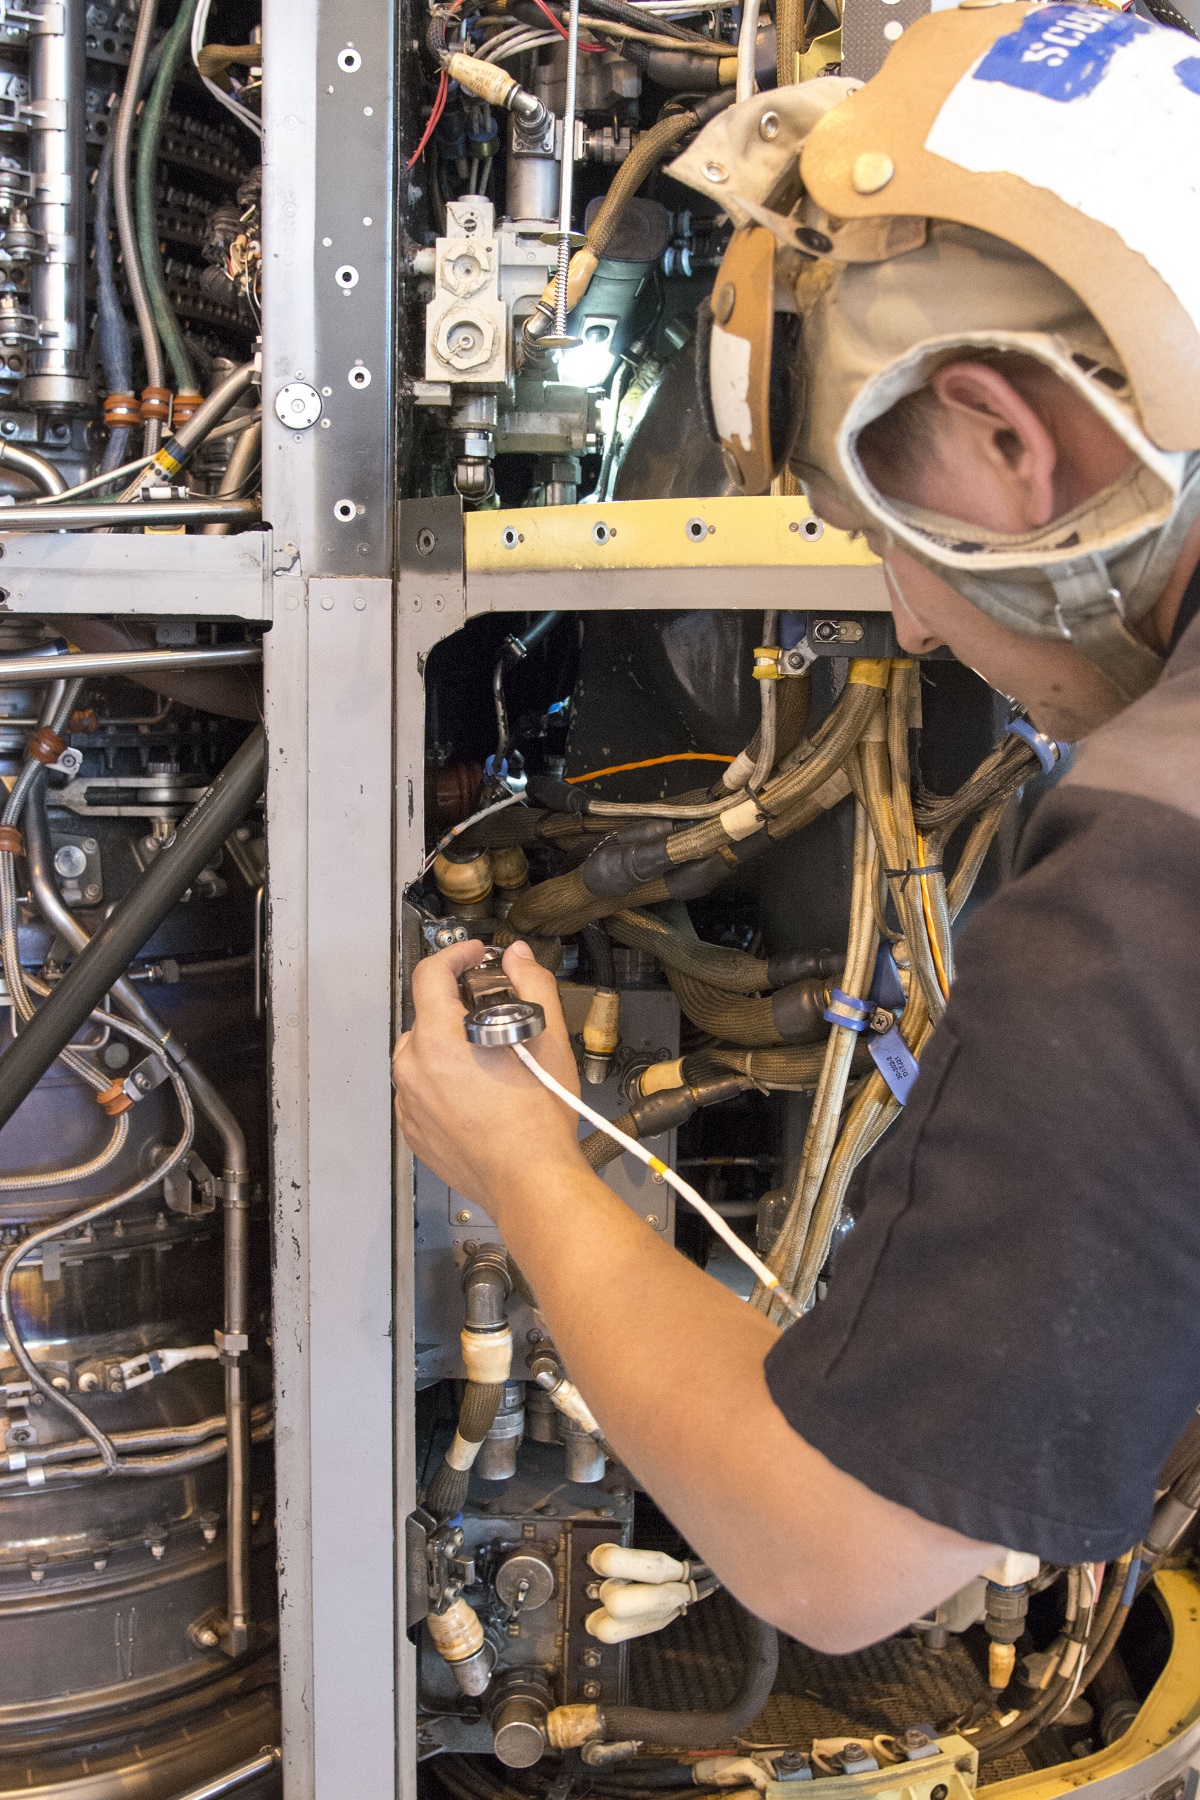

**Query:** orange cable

left=565, top=752, right=735, bottom=784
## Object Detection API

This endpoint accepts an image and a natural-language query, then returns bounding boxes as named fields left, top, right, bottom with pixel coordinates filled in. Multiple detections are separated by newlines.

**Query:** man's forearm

left=489, top=1154, right=998, bottom=1651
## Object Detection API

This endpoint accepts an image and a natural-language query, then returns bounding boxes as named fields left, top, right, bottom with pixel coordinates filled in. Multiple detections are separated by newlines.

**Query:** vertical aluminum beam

left=263, top=0, right=401, bottom=1792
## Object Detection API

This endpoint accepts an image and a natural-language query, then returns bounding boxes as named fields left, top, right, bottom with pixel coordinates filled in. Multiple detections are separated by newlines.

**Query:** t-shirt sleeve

left=764, top=785, right=1200, bottom=1563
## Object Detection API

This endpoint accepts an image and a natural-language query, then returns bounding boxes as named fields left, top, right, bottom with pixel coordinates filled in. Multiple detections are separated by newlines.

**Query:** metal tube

left=22, top=0, right=90, bottom=409
left=0, top=645, right=260, bottom=683
left=736, top=0, right=761, bottom=100
left=203, top=418, right=263, bottom=536
left=553, top=0, right=582, bottom=338
left=166, top=1748, right=282, bottom=1800
left=0, top=441, right=67, bottom=495
left=0, top=497, right=260, bottom=529
left=0, top=726, right=265, bottom=1132
left=19, top=750, right=258, bottom=1654
left=112, top=0, right=165, bottom=446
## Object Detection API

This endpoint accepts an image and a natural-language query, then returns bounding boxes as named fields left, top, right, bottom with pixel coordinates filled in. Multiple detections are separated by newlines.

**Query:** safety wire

left=512, top=1042, right=806, bottom=1318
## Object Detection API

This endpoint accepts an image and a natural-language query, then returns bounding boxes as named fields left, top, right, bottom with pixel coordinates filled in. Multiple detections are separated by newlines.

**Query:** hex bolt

left=582, top=1649, right=601, bottom=1668
left=582, top=1681, right=601, bottom=1699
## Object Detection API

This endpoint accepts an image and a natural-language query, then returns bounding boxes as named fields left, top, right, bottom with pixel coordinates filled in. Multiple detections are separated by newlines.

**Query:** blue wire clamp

left=1005, top=717, right=1070, bottom=775
left=823, top=987, right=872, bottom=1033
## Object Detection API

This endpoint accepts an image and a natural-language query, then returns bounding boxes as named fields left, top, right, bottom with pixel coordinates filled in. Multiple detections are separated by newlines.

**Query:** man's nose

left=893, top=613, right=942, bottom=656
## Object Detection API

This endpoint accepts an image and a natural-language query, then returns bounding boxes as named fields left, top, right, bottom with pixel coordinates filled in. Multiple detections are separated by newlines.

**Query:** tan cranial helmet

left=669, top=3, right=1200, bottom=700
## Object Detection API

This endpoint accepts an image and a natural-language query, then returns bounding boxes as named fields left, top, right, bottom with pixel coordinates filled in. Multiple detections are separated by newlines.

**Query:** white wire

left=512, top=1042, right=804, bottom=1318
left=192, top=0, right=263, bottom=140
left=482, top=28, right=560, bottom=59
left=420, top=790, right=527, bottom=875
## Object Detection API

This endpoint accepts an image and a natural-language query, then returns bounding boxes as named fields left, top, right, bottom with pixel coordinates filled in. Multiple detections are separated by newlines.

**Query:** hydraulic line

left=665, top=965, right=827, bottom=1046
left=592, top=1606, right=778, bottom=1746
left=606, top=906, right=842, bottom=993
left=754, top=794, right=879, bottom=1318
left=0, top=1111, right=129, bottom=1191
left=0, top=726, right=265, bottom=1132
left=0, top=440, right=67, bottom=495
left=0, top=496, right=259, bottom=529
left=426, top=1252, right=513, bottom=1520
left=19, top=760, right=257, bottom=1647
left=0, top=643, right=260, bottom=683
left=0, top=1042, right=194, bottom=1474
left=136, top=0, right=201, bottom=401
left=735, top=0, right=761, bottom=97
left=583, top=613, right=781, bottom=822
left=93, top=123, right=134, bottom=473
left=493, top=612, right=561, bottom=770
left=112, top=0, right=164, bottom=448
left=202, top=419, right=262, bottom=535
left=123, top=356, right=259, bottom=497
left=522, top=109, right=698, bottom=358
left=660, top=668, right=885, bottom=868
left=776, top=0, right=806, bottom=83
left=579, top=1068, right=751, bottom=1169
left=513, top=1042, right=804, bottom=1315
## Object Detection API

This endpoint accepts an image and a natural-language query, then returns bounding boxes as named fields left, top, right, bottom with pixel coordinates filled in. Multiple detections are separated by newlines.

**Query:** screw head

left=714, top=281, right=736, bottom=325
left=456, top=1210, right=472, bottom=1225
left=645, top=1214, right=660, bottom=1228
left=852, top=151, right=895, bottom=195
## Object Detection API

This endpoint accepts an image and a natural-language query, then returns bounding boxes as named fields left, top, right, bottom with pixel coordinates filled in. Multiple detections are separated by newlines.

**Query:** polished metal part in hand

left=459, top=946, right=546, bottom=1047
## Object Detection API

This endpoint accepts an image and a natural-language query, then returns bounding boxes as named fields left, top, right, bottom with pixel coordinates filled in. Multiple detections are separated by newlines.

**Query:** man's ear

left=930, top=362, right=1058, bottom=529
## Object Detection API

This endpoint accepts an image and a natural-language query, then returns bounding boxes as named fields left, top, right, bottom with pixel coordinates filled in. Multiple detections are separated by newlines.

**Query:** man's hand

left=393, top=940, right=586, bottom=1214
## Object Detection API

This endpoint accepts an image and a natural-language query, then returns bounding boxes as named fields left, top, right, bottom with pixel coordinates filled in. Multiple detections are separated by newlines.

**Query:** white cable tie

left=511, top=1044, right=803, bottom=1318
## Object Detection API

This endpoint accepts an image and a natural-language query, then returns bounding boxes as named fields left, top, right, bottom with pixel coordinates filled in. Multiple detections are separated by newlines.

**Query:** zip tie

left=511, top=1043, right=804, bottom=1320
left=882, top=861, right=943, bottom=895
left=823, top=987, right=871, bottom=1033
left=1005, top=717, right=1067, bottom=775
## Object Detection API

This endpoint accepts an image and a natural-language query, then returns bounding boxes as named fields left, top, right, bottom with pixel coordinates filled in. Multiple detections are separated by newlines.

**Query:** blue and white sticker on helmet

left=925, top=6, right=1200, bottom=329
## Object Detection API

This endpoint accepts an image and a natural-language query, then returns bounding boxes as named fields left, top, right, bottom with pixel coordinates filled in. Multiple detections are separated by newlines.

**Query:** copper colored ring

left=0, top=826, right=24, bottom=856
left=97, top=1079, right=133, bottom=1116
left=140, top=385, right=172, bottom=422
left=25, top=726, right=65, bottom=766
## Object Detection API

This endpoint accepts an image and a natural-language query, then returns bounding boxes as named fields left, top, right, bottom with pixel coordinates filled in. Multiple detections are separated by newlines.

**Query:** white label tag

left=926, top=7, right=1200, bottom=331
left=709, top=323, right=755, bottom=452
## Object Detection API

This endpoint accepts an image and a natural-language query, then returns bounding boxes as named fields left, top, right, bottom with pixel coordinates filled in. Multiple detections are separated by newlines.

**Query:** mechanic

left=394, top=2, right=1200, bottom=1653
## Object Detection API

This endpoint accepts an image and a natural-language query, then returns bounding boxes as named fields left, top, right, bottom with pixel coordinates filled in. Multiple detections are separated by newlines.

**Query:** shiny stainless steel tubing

left=167, top=1748, right=282, bottom=1800
left=0, top=646, right=260, bottom=682
left=22, top=0, right=90, bottom=408
left=0, top=498, right=260, bottom=529
left=0, top=442, right=67, bottom=495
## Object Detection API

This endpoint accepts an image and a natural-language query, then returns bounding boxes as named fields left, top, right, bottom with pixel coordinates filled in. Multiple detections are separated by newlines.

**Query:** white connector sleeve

left=585, top=1604, right=685, bottom=1643
left=589, top=1544, right=690, bottom=1584
left=598, top=1577, right=697, bottom=1619
left=511, top=1045, right=803, bottom=1318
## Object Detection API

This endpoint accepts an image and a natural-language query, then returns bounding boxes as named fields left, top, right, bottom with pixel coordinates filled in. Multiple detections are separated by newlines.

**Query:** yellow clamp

left=752, top=646, right=782, bottom=680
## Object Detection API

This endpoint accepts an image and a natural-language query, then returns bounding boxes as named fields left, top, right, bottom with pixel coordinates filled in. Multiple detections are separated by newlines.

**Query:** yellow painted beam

left=989, top=1570, right=1200, bottom=1800
left=465, top=494, right=878, bottom=576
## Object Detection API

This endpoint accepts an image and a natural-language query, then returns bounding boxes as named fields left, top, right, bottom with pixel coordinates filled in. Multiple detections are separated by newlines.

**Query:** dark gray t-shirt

left=764, top=600, right=1200, bottom=1562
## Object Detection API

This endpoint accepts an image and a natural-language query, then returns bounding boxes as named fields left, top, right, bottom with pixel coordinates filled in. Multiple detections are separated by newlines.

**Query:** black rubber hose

left=603, top=1606, right=778, bottom=1746
left=515, top=610, right=561, bottom=655
left=0, top=727, right=265, bottom=1132
left=581, top=922, right=617, bottom=990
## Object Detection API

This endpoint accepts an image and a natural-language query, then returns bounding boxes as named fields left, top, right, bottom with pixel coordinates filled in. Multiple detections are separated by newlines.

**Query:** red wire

left=407, top=70, right=449, bottom=170
left=527, top=0, right=606, bottom=50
